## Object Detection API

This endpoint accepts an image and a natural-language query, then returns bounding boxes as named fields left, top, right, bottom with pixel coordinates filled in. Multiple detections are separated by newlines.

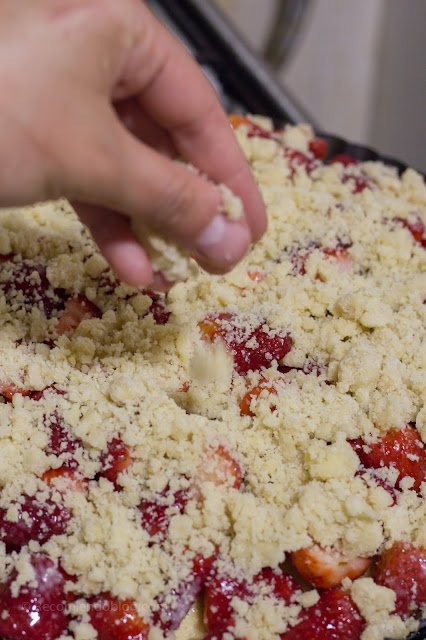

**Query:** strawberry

left=0, top=260, right=66, bottom=318
left=239, top=380, right=279, bottom=417
left=282, top=588, right=365, bottom=640
left=141, top=289, right=170, bottom=324
left=203, top=625, right=246, bottom=640
left=228, top=114, right=274, bottom=140
left=247, top=269, right=267, bottom=283
left=193, top=445, right=242, bottom=500
left=89, top=593, right=149, bottom=640
left=290, top=544, right=371, bottom=589
left=309, top=137, right=328, bottom=159
left=199, top=312, right=292, bottom=376
left=44, top=411, right=80, bottom=470
left=153, top=553, right=214, bottom=632
left=373, top=541, right=426, bottom=619
left=41, top=466, right=88, bottom=493
left=284, top=148, right=319, bottom=177
left=393, top=213, right=426, bottom=249
left=321, top=247, right=354, bottom=275
left=139, top=487, right=190, bottom=541
left=99, top=436, right=133, bottom=489
left=0, top=553, right=68, bottom=640
left=205, top=564, right=300, bottom=632
left=0, top=492, right=71, bottom=551
left=342, top=171, right=374, bottom=194
left=0, top=379, right=36, bottom=400
left=54, top=294, right=101, bottom=337
left=350, top=424, right=426, bottom=493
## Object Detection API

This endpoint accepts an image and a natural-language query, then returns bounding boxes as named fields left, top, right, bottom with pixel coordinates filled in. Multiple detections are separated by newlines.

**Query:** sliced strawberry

left=282, top=588, right=365, bottom=640
left=193, top=445, right=242, bottom=500
left=41, top=466, right=88, bottom=493
left=373, top=541, right=426, bottom=619
left=54, top=294, right=101, bottom=337
left=329, top=154, right=358, bottom=167
left=290, top=544, right=371, bottom=589
left=393, top=213, right=426, bottom=249
left=0, top=553, right=68, bottom=640
left=239, top=380, right=278, bottom=417
left=309, top=137, right=328, bottom=159
left=205, top=565, right=300, bottom=633
left=356, top=466, right=398, bottom=505
left=139, top=488, right=190, bottom=541
left=89, top=593, right=149, bottom=640
left=0, top=260, right=67, bottom=318
left=44, top=411, right=80, bottom=470
left=141, top=289, right=170, bottom=325
left=342, top=171, right=374, bottom=194
left=321, top=247, right=354, bottom=275
left=153, top=553, right=214, bottom=632
left=199, top=312, right=292, bottom=376
left=0, top=492, right=71, bottom=551
left=204, top=624, right=246, bottom=640
left=228, top=114, right=274, bottom=140
left=99, top=437, right=133, bottom=489
left=247, top=269, right=266, bottom=283
left=0, top=379, right=35, bottom=400
left=284, top=148, right=319, bottom=177
left=350, top=425, right=426, bottom=493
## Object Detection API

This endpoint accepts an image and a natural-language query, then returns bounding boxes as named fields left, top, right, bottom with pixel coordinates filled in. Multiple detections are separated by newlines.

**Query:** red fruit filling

left=139, top=487, right=190, bottom=541
left=282, top=588, right=365, bottom=640
left=89, top=593, right=149, bottom=640
left=373, top=541, right=426, bottom=619
left=54, top=294, right=101, bottom=337
left=309, top=137, right=328, bottom=159
left=350, top=424, right=426, bottom=493
left=0, top=259, right=66, bottom=318
left=141, top=289, right=170, bottom=325
left=99, top=436, right=133, bottom=489
left=290, top=544, right=372, bottom=589
left=199, top=312, right=292, bottom=376
left=393, top=212, right=426, bottom=248
left=44, top=411, right=81, bottom=470
left=153, top=553, right=215, bottom=632
left=0, top=553, right=68, bottom=640
left=284, top=148, right=319, bottom=177
left=0, top=493, right=71, bottom=551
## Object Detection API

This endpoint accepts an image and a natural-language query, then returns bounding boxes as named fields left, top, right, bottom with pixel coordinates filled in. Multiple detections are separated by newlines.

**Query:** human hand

left=0, top=0, right=266, bottom=288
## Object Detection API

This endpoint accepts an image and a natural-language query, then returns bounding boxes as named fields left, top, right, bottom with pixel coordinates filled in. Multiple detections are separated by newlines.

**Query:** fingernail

left=194, top=215, right=251, bottom=267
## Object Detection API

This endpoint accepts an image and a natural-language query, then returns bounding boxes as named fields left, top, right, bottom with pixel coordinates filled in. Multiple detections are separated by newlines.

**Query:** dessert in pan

left=0, top=115, right=425, bottom=640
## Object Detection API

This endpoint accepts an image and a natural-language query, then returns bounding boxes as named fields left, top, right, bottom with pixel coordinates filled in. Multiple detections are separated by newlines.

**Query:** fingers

left=74, top=202, right=153, bottom=287
left=74, top=115, right=252, bottom=276
left=120, top=2, right=267, bottom=242
left=115, top=98, right=175, bottom=159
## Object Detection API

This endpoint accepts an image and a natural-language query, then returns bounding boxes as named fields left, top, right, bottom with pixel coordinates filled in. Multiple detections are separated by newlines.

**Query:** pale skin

left=0, top=0, right=267, bottom=288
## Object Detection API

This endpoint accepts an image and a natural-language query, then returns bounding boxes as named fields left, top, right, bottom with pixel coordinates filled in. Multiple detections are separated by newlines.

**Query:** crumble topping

left=0, top=119, right=425, bottom=640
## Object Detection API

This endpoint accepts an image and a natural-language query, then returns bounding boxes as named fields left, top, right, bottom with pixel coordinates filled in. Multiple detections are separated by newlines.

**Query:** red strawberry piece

left=240, top=380, right=279, bottom=417
left=199, top=312, right=292, bottom=376
left=373, top=541, right=426, bottom=619
left=193, top=445, right=242, bottom=501
left=356, top=466, right=398, bottom=505
left=284, top=148, right=319, bottom=177
left=0, top=553, right=68, bottom=640
left=0, top=260, right=67, bottom=318
left=321, top=247, right=354, bottom=275
left=329, top=154, right=358, bottom=167
left=44, top=411, right=80, bottom=470
left=153, top=553, right=215, bottom=632
left=290, top=544, right=371, bottom=589
left=141, top=290, right=170, bottom=325
left=282, top=588, right=365, bottom=640
left=0, top=492, right=71, bottom=551
left=0, top=379, right=36, bottom=401
left=99, top=437, right=133, bottom=489
left=342, top=171, right=374, bottom=194
left=89, top=593, right=149, bottom=640
left=139, top=488, right=190, bottom=541
left=393, top=213, right=426, bottom=249
left=203, top=622, right=245, bottom=640
left=228, top=114, right=274, bottom=140
left=54, top=294, right=101, bottom=337
left=205, top=569, right=249, bottom=631
left=350, top=425, right=426, bottom=493
left=247, top=269, right=267, bottom=283
left=41, top=467, right=88, bottom=493
left=254, top=567, right=301, bottom=602
left=309, top=137, right=328, bottom=159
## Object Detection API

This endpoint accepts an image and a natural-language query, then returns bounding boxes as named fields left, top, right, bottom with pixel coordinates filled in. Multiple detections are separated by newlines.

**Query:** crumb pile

left=0, top=117, right=425, bottom=640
